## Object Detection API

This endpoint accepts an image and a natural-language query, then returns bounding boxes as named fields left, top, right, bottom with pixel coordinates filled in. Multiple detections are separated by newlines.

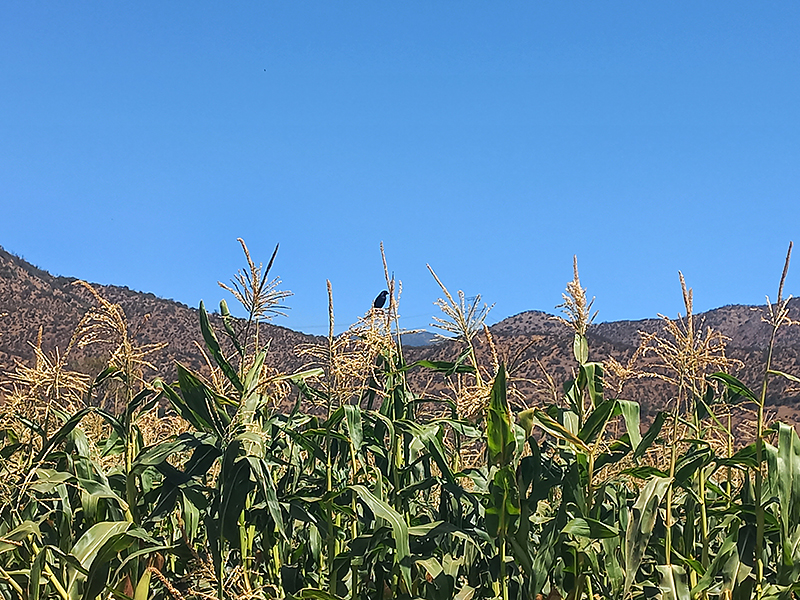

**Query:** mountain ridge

left=0, top=245, right=322, bottom=382
left=493, top=299, right=800, bottom=351
left=2, top=245, right=800, bottom=425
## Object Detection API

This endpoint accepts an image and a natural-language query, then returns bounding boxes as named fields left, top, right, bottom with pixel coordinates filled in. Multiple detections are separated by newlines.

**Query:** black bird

left=373, top=290, right=388, bottom=309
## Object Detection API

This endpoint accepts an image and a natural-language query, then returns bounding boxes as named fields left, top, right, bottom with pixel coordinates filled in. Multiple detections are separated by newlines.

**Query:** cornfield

left=1, top=240, right=800, bottom=600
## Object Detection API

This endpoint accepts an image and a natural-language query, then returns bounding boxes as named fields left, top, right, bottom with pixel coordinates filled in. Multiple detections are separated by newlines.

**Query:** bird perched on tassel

left=373, top=290, right=388, bottom=309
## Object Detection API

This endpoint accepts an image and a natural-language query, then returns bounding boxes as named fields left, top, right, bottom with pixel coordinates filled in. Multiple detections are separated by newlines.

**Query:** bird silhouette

left=373, top=290, right=388, bottom=309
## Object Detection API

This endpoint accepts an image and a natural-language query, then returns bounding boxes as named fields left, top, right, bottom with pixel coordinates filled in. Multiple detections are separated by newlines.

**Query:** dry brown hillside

left=0, top=246, right=322, bottom=385
left=408, top=304, right=800, bottom=426
left=2, top=245, right=800, bottom=425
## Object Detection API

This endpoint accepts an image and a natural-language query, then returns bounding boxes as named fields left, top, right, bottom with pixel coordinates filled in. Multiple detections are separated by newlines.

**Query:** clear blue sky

left=2, top=2, right=799, bottom=335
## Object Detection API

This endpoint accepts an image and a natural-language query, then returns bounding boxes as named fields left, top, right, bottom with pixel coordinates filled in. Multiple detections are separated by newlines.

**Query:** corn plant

left=3, top=241, right=800, bottom=600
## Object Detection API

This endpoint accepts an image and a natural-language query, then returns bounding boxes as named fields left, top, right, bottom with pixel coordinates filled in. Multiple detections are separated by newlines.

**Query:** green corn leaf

left=563, top=517, right=619, bottom=539
left=454, top=585, right=477, bottom=600
left=69, top=521, right=130, bottom=566
left=396, top=419, right=455, bottom=484
left=160, top=378, right=212, bottom=435
left=563, top=378, right=582, bottom=419
left=485, top=465, right=521, bottom=539
left=530, top=503, right=566, bottom=595
left=109, top=543, right=178, bottom=586
left=405, top=359, right=475, bottom=376
left=82, top=529, right=148, bottom=600
left=351, top=484, right=411, bottom=588
left=674, top=447, right=712, bottom=488
left=624, top=477, right=671, bottom=598
left=31, top=407, right=95, bottom=466
left=602, top=534, right=625, bottom=598
left=246, top=457, right=287, bottom=541
left=218, top=299, right=244, bottom=356
left=242, top=348, right=267, bottom=397
left=291, top=375, right=330, bottom=405
left=766, top=421, right=800, bottom=575
left=518, top=408, right=536, bottom=439
left=18, top=416, right=46, bottom=442
left=692, top=524, right=754, bottom=597
left=574, top=333, right=589, bottom=364
left=407, top=521, right=481, bottom=553
left=67, top=521, right=130, bottom=597
left=595, top=436, right=633, bottom=470
left=0, top=441, right=23, bottom=460
left=220, top=462, right=255, bottom=541
left=343, top=404, right=364, bottom=453
left=0, top=520, right=39, bottom=555
left=134, top=568, right=152, bottom=600
left=657, top=564, right=690, bottom=600
left=578, top=398, right=617, bottom=444
left=91, top=364, right=124, bottom=388
left=416, top=556, right=444, bottom=579
left=581, top=362, right=604, bottom=407
left=200, top=300, right=244, bottom=393
left=277, top=367, right=325, bottom=384
left=433, top=417, right=482, bottom=439
left=508, top=534, right=535, bottom=580
left=29, top=469, right=73, bottom=493
left=164, top=364, right=231, bottom=436
left=670, top=548, right=704, bottom=577
left=125, top=387, right=160, bottom=422
left=532, top=408, right=590, bottom=453
left=618, top=399, right=643, bottom=450
left=74, top=475, right=128, bottom=511
left=487, top=365, right=515, bottom=466
left=695, top=386, right=734, bottom=433
left=133, top=431, right=218, bottom=470
left=92, top=408, right=125, bottom=441
left=28, top=545, right=48, bottom=600
left=294, top=589, right=344, bottom=600
left=405, top=346, right=475, bottom=376
left=768, top=369, right=800, bottom=385
left=632, top=411, right=667, bottom=461
left=707, top=372, right=757, bottom=403
left=717, top=443, right=758, bottom=469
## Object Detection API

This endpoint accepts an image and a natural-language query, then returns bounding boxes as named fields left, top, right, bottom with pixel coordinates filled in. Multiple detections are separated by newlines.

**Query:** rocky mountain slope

left=492, top=301, right=800, bottom=350
left=0, top=246, right=320, bottom=383
left=420, top=302, right=800, bottom=423
left=2, top=245, right=799, bottom=424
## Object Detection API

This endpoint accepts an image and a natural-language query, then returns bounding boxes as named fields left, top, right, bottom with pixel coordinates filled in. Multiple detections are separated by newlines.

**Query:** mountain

left=490, top=301, right=800, bottom=351
left=0, top=246, right=321, bottom=383
left=2, top=245, right=799, bottom=425
left=401, top=331, right=440, bottom=347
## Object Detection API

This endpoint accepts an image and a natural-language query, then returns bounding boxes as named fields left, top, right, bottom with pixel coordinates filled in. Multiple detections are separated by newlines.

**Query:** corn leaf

left=485, top=465, right=521, bottom=539
left=573, top=333, right=589, bottom=364
left=563, top=517, right=619, bottom=539
left=767, top=421, right=800, bottom=581
left=343, top=404, right=363, bottom=453
left=67, top=521, right=130, bottom=597
left=199, top=300, right=243, bottom=393
left=0, top=521, right=39, bottom=555
left=487, top=365, right=516, bottom=466
left=708, top=372, right=757, bottom=403
left=657, top=564, right=690, bottom=600
left=618, top=399, right=642, bottom=451
left=624, top=476, right=671, bottom=598
left=351, top=484, right=411, bottom=588
left=532, top=408, right=589, bottom=453
left=581, top=362, right=604, bottom=408
left=578, top=398, right=616, bottom=444
left=632, top=411, right=667, bottom=461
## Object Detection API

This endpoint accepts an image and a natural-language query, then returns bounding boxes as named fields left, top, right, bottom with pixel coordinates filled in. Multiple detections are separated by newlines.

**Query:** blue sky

left=2, top=2, right=799, bottom=335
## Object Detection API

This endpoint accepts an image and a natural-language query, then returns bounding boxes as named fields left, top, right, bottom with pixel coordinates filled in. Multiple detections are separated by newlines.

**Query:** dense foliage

left=2, top=242, right=800, bottom=600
